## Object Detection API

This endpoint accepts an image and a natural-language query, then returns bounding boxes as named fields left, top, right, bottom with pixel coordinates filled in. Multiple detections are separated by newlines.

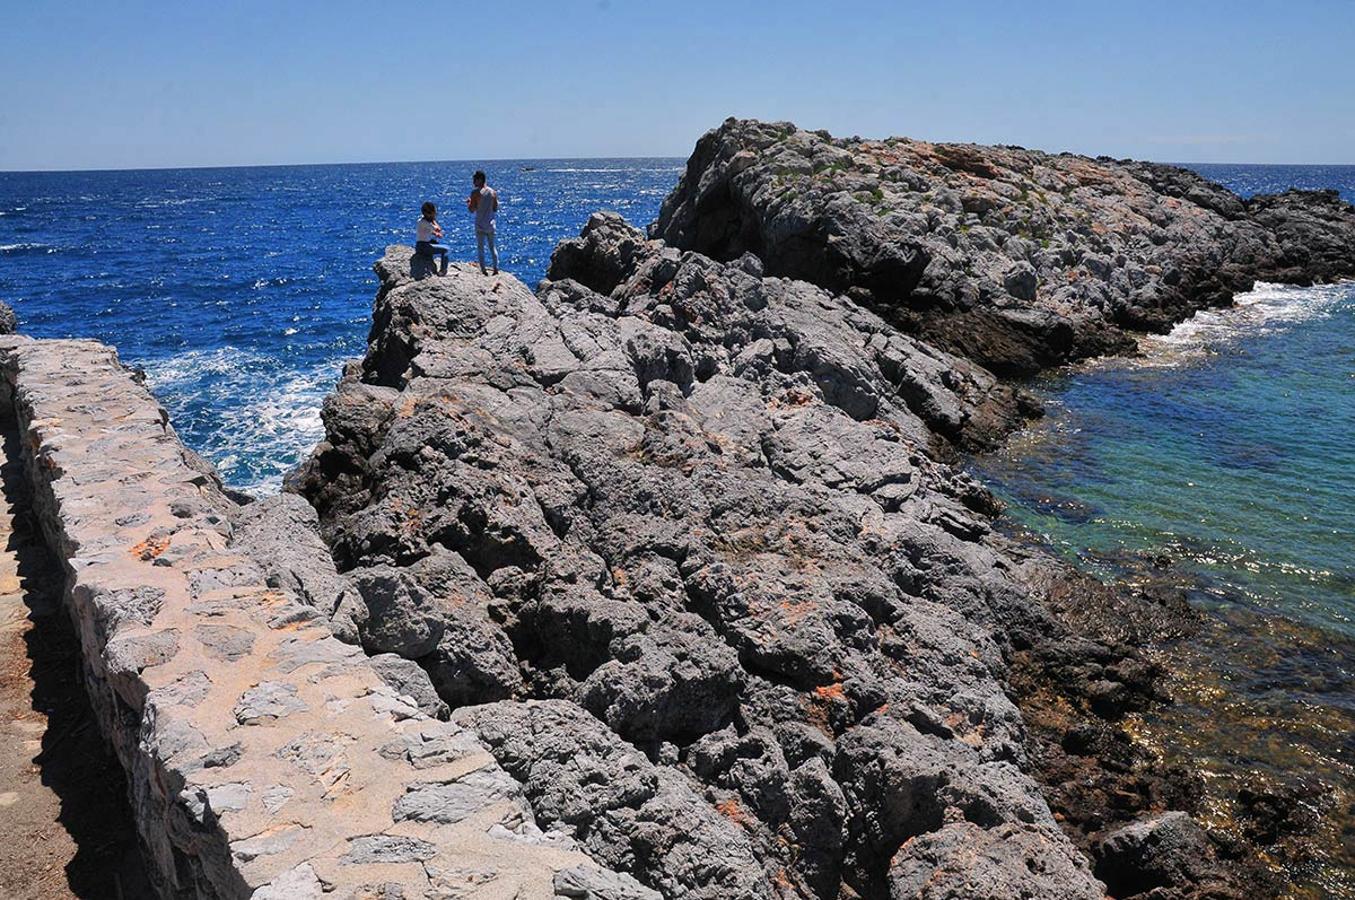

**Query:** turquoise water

left=970, top=178, right=1355, bottom=892
left=974, top=281, right=1355, bottom=641
left=972, top=283, right=1355, bottom=876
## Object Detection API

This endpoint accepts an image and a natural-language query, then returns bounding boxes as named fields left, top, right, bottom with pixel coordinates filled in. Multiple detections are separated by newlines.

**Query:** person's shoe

left=492, top=269, right=499, bottom=276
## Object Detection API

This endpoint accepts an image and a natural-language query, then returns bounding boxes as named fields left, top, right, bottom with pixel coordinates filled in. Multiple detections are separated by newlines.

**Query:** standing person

left=468, top=170, right=499, bottom=276
left=415, top=201, right=449, bottom=276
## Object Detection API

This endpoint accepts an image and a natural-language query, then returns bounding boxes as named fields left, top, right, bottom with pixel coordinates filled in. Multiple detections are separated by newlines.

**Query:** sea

left=1, top=159, right=1352, bottom=895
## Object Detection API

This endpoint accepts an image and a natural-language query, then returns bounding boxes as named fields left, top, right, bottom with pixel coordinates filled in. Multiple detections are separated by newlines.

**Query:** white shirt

left=416, top=218, right=437, bottom=242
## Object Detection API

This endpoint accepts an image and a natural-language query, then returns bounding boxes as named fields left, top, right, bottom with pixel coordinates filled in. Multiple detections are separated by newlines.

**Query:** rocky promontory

left=292, top=246, right=1115, bottom=898
left=651, top=119, right=1355, bottom=376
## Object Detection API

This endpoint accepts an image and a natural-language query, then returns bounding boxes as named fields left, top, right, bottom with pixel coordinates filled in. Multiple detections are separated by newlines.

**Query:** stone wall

left=0, top=335, right=652, bottom=899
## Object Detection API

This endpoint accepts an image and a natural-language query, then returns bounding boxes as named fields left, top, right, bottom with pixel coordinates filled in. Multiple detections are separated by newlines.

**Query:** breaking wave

left=143, top=346, right=340, bottom=495
left=1134, top=281, right=1352, bottom=367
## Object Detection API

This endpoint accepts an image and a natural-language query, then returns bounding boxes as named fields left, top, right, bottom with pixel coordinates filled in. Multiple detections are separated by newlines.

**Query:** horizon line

left=0, top=154, right=690, bottom=176
left=4, top=154, right=1355, bottom=177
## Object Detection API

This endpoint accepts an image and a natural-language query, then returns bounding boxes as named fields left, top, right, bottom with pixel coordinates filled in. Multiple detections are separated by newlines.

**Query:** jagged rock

left=553, top=866, right=663, bottom=900
left=549, top=210, right=656, bottom=295
left=287, top=115, right=1355, bottom=896
left=888, top=820, right=1103, bottom=899
left=456, top=700, right=784, bottom=900
left=651, top=118, right=1355, bottom=375
left=349, top=564, right=447, bottom=658
left=291, top=245, right=1109, bottom=898
left=0, top=301, right=17, bottom=335
left=1246, top=188, right=1355, bottom=284
left=228, top=493, right=367, bottom=643
left=550, top=212, right=1031, bottom=451
left=1092, top=812, right=1240, bottom=899
left=367, top=653, right=450, bottom=719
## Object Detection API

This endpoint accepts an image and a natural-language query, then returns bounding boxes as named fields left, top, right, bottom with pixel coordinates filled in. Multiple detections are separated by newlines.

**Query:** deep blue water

left=0, top=159, right=680, bottom=490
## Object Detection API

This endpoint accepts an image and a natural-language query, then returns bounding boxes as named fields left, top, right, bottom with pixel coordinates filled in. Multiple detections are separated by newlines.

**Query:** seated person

left=415, top=201, right=449, bottom=275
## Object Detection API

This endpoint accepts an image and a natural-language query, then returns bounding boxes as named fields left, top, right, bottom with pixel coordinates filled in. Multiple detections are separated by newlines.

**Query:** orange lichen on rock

left=130, top=534, right=170, bottom=561
left=814, top=682, right=845, bottom=702
left=715, top=797, right=751, bottom=827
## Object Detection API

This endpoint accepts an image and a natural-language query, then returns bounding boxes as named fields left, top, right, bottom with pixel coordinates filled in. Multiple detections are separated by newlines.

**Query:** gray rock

left=888, top=820, right=1103, bottom=899
left=287, top=197, right=1294, bottom=897
left=349, top=565, right=446, bottom=658
left=341, top=834, right=439, bottom=865
left=553, top=865, right=664, bottom=900
left=651, top=118, right=1355, bottom=376
left=1093, top=811, right=1232, bottom=898
left=368, top=653, right=450, bottom=719
left=233, top=682, right=307, bottom=724
left=229, top=492, right=367, bottom=643
left=456, top=700, right=781, bottom=900
left=393, top=767, right=522, bottom=825
left=288, top=242, right=1084, bottom=898
left=193, top=623, right=255, bottom=662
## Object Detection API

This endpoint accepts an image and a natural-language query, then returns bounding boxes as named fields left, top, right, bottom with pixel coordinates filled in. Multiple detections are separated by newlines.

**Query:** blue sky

left=1, top=0, right=1352, bottom=170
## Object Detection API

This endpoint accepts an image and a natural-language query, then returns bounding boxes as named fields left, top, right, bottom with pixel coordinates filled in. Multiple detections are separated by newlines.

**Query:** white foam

left=143, top=347, right=341, bottom=495
left=143, top=346, right=270, bottom=386
left=134, top=197, right=203, bottom=208
left=221, top=362, right=335, bottom=494
left=0, top=242, right=53, bottom=252
left=1133, top=281, right=1353, bottom=367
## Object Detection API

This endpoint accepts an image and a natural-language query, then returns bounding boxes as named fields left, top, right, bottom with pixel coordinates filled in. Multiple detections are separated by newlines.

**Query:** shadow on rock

left=409, top=253, right=441, bottom=280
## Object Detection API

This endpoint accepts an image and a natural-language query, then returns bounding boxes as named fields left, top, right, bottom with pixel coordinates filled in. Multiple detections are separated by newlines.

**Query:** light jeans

left=476, top=229, right=498, bottom=273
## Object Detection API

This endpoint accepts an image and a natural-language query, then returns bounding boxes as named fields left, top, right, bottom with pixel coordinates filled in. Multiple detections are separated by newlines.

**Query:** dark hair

left=421, top=201, right=436, bottom=218
left=473, top=170, right=486, bottom=184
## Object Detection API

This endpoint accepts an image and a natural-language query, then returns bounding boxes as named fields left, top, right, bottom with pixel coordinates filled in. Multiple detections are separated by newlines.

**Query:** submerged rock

left=1093, top=812, right=1240, bottom=899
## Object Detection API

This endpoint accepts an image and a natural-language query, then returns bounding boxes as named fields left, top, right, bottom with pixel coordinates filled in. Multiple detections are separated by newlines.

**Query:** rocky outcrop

left=0, top=301, right=17, bottom=336
left=651, top=119, right=1355, bottom=376
left=1245, top=188, right=1355, bottom=284
left=289, top=239, right=1233, bottom=898
left=0, top=335, right=653, bottom=899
